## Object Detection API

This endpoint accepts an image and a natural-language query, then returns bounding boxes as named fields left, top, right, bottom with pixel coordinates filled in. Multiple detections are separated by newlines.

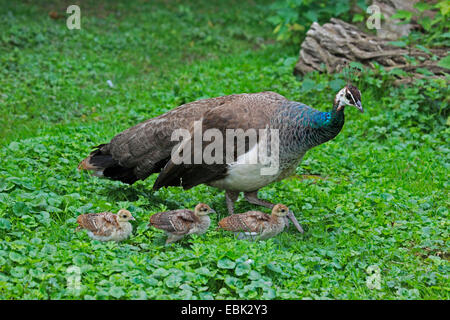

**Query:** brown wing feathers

left=78, top=92, right=286, bottom=188
left=218, top=211, right=270, bottom=233
left=76, top=212, right=119, bottom=236
left=78, top=94, right=245, bottom=184
left=149, top=210, right=197, bottom=235
left=153, top=93, right=284, bottom=190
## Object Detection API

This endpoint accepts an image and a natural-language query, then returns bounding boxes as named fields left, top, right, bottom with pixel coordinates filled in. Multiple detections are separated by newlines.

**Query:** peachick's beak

left=130, top=216, right=136, bottom=221
left=356, top=100, right=363, bottom=113
left=287, top=211, right=304, bottom=233
left=210, top=209, right=216, bottom=214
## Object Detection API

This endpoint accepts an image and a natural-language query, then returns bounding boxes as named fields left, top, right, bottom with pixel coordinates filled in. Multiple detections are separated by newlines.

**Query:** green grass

left=0, top=0, right=448, bottom=299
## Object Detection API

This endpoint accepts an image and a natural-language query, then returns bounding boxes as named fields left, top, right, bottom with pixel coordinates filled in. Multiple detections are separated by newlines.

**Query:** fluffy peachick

left=218, top=204, right=289, bottom=240
left=76, top=209, right=135, bottom=242
left=149, top=203, right=214, bottom=245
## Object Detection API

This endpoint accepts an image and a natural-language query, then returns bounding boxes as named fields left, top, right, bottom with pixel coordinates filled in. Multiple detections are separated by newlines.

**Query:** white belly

left=208, top=163, right=279, bottom=191
left=208, top=143, right=282, bottom=192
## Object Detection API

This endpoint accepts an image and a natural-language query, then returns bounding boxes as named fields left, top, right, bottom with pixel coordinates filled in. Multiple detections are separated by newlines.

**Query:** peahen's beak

left=287, top=211, right=304, bottom=233
left=356, top=100, right=363, bottom=113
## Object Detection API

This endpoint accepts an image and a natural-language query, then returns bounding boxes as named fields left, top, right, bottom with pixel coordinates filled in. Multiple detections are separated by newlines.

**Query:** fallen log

left=294, top=18, right=447, bottom=81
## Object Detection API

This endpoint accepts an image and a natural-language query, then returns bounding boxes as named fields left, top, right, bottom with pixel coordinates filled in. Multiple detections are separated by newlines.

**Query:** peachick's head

left=335, top=85, right=363, bottom=113
left=272, top=204, right=289, bottom=217
left=194, top=203, right=215, bottom=216
left=117, top=209, right=135, bottom=222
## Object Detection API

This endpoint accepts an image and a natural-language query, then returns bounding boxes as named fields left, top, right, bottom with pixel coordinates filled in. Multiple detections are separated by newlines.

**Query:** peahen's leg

left=244, top=190, right=304, bottom=233
left=225, top=190, right=240, bottom=215
left=244, top=190, right=275, bottom=209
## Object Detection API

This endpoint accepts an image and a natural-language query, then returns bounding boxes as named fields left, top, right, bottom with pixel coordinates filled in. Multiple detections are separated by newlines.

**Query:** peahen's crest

left=336, top=61, right=362, bottom=87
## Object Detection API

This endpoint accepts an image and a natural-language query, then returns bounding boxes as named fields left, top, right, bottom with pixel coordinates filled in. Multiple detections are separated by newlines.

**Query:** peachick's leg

left=225, top=190, right=240, bottom=215
left=165, top=234, right=184, bottom=245
left=244, top=190, right=304, bottom=233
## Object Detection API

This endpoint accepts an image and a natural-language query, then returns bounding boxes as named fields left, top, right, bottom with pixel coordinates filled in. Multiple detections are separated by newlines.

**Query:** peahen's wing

left=78, top=94, right=259, bottom=184
left=153, top=91, right=287, bottom=190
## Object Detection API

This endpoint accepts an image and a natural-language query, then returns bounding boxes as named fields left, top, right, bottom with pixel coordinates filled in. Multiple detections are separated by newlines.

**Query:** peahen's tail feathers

left=77, top=144, right=138, bottom=184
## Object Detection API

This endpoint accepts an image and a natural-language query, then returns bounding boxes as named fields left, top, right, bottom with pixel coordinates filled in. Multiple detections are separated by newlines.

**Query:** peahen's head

left=335, top=85, right=363, bottom=113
